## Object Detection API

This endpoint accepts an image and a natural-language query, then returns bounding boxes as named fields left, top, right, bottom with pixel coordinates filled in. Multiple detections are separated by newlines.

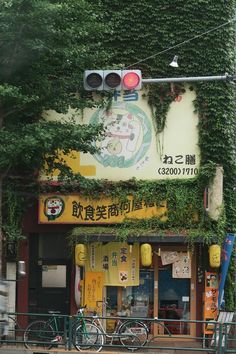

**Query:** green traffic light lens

left=86, top=73, right=103, bottom=88
left=105, top=72, right=121, bottom=88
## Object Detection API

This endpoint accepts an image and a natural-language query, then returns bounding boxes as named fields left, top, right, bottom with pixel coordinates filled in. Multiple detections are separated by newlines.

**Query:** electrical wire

left=126, top=17, right=236, bottom=69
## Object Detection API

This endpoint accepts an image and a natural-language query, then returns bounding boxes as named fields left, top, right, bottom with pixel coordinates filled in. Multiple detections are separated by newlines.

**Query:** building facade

left=15, top=85, right=226, bottom=340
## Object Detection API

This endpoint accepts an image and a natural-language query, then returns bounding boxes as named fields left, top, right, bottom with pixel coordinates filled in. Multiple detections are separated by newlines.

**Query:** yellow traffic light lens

left=105, top=72, right=121, bottom=88
left=123, top=72, right=140, bottom=89
left=86, top=73, right=103, bottom=88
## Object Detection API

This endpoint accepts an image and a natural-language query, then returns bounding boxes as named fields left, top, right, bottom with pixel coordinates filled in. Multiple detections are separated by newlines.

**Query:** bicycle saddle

left=48, top=310, right=61, bottom=314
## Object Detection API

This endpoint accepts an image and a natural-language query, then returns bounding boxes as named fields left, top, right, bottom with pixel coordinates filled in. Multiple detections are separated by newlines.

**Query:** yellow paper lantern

left=140, top=243, right=152, bottom=267
left=75, top=244, right=87, bottom=267
left=209, top=244, right=221, bottom=268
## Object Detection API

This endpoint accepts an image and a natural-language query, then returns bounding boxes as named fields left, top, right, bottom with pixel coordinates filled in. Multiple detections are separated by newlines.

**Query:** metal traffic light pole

left=142, top=73, right=236, bottom=84
left=83, top=70, right=236, bottom=90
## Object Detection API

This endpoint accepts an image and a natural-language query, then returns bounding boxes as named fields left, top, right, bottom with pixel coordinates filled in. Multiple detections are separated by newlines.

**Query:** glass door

left=158, top=262, right=190, bottom=335
left=121, top=269, right=154, bottom=318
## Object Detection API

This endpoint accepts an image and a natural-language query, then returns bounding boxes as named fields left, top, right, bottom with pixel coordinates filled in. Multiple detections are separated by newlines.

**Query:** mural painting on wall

left=89, top=101, right=152, bottom=169
left=40, top=86, right=200, bottom=182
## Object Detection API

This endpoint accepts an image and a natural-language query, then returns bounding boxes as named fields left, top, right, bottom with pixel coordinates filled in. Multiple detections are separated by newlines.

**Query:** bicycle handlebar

left=77, top=305, right=87, bottom=314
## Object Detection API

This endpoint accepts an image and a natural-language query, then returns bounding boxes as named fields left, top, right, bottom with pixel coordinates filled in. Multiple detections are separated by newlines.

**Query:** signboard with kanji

left=39, top=194, right=166, bottom=224
left=203, top=272, right=219, bottom=334
left=84, top=271, right=104, bottom=313
left=85, top=242, right=139, bottom=286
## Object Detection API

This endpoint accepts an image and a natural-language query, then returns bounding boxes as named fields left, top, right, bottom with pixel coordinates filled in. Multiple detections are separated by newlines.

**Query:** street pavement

left=0, top=346, right=208, bottom=354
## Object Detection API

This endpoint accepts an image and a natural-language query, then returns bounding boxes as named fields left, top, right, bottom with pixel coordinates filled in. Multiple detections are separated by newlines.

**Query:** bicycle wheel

left=74, top=322, right=104, bottom=352
left=24, top=320, right=55, bottom=350
left=119, top=329, right=141, bottom=351
left=119, top=320, right=148, bottom=349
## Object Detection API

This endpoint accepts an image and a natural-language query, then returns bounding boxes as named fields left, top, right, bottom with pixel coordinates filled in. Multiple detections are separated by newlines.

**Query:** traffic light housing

left=84, top=70, right=142, bottom=91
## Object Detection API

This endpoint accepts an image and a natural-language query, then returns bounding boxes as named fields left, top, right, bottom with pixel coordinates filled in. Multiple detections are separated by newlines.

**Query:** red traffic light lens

left=105, top=72, right=121, bottom=88
left=123, top=72, right=140, bottom=90
left=86, top=72, right=103, bottom=88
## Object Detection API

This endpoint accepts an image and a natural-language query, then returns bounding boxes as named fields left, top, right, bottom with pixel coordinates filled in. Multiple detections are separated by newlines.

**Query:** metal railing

left=0, top=312, right=234, bottom=353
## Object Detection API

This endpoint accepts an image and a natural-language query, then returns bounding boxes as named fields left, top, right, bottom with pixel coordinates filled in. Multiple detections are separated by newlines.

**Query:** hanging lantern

left=209, top=244, right=221, bottom=268
left=140, top=243, right=152, bottom=267
left=75, top=244, right=87, bottom=267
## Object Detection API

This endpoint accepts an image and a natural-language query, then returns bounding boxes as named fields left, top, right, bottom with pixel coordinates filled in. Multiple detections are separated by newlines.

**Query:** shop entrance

left=158, top=264, right=190, bottom=334
left=28, top=233, right=70, bottom=315
left=104, top=246, right=195, bottom=337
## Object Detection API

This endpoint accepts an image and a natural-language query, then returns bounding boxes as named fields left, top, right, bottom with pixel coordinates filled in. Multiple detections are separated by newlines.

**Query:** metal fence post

left=218, top=322, right=223, bottom=354
left=67, top=315, right=73, bottom=351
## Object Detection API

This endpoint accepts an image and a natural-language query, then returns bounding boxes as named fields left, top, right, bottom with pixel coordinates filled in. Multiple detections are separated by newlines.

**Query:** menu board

left=161, top=251, right=179, bottom=265
left=172, top=252, right=191, bottom=278
left=84, top=271, right=104, bottom=313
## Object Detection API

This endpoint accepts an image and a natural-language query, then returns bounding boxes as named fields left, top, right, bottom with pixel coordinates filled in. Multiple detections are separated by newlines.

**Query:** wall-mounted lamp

left=169, top=55, right=179, bottom=68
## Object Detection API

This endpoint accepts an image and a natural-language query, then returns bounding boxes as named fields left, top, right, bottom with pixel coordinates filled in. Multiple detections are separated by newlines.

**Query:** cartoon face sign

left=44, top=197, right=64, bottom=221
left=89, top=102, right=152, bottom=168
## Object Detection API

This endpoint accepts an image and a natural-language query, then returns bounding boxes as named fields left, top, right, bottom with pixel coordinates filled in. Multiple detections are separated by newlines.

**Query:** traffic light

left=84, top=70, right=142, bottom=91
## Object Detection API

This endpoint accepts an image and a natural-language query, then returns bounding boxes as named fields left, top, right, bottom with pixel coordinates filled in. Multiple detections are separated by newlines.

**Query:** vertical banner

left=203, top=272, right=219, bottom=334
left=84, top=271, right=104, bottom=312
left=103, top=243, right=139, bottom=286
left=85, top=242, right=139, bottom=286
left=218, top=233, right=235, bottom=308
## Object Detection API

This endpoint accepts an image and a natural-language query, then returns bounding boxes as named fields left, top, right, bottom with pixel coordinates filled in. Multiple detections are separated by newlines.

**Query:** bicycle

left=74, top=306, right=105, bottom=352
left=74, top=301, right=149, bottom=352
left=23, top=308, right=103, bottom=351
left=23, top=311, right=66, bottom=350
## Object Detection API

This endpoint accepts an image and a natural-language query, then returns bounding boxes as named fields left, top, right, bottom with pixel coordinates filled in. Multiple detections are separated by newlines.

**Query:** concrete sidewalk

left=0, top=346, right=208, bottom=354
left=0, top=349, right=175, bottom=354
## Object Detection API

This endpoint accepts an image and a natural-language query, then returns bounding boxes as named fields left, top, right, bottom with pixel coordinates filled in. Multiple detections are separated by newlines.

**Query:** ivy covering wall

left=68, top=0, right=236, bottom=309
left=52, top=0, right=236, bottom=236
left=3, top=1, right=235, bottom=309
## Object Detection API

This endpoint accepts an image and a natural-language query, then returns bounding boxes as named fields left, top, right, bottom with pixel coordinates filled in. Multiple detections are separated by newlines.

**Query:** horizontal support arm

left=142, top=74, right=236, bottom=84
